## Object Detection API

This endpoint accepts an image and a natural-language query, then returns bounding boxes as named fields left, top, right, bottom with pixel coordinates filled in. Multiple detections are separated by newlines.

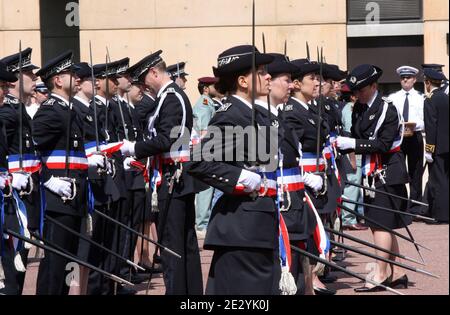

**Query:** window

left=347, top=0, right=422, bottom=24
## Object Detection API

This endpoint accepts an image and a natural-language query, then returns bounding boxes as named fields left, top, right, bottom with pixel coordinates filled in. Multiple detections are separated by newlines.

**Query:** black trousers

left=206, top=247, right=275, bottom=295
left=36, top=212, right=81, bottom=295
left=427, top=153, right=449, bottom=222
left=401, top=132, right=424, bottom=213
left=118, top=189, right=146, bottom=277
left=158, top=193, right=203, bottom=295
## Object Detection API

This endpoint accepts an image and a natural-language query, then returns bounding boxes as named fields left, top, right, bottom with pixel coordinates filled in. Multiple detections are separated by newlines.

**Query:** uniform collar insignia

left=271, top=119, right=279, bottom=128
left=216, top=102, right=232, bottom=113
left=284, top=104, right=293, bottom=111
left=369, top=114, right=376, bottom=121
left=325, top=104, right=331, bottom=111
left=308, top=118, right=316, bottom=125
left=86, top=115, right=93, bottom=122
left=44, top=98, right=56, bottom=106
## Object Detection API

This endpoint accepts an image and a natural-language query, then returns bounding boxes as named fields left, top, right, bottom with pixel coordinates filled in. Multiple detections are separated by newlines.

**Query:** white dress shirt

left=389, top=88, right=424, bottom=131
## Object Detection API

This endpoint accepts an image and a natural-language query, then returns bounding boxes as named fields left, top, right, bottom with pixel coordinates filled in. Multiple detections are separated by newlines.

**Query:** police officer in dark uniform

left=259, top=53, right=320, bottom=295
left=335, top=64, right=411, bottom=292
left=33, top=51, right=89, bottom=295
left=0, top=61, right=19, bottom=291
left=85, top=59, right=132, bottom=295
left=422, top=64, right=449, bottom=95
left=120, top=51, right=204, bottom=295
left=185, top=45, right=279, bottom=295
left=423, top=68, right=449, bottom=223
left=0, top=48, right=40, bottom=295
left=283, top=58, right=334, bottom=295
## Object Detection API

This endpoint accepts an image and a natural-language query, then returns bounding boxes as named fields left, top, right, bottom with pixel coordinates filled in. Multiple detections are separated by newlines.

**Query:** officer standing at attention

left=423, top=68, right=449, bottom=223
left=389, top=66, right=424, bottom=215
left=186, top=45, right=278, bottom=295
left=33, top=51, right=89, bottom=295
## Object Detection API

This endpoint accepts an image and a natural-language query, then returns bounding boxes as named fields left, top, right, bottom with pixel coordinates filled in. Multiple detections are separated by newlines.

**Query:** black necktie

left=403, top=92, right=409, bottom=122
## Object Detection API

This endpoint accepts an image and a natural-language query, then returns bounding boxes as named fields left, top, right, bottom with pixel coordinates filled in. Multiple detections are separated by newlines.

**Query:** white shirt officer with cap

left=388, top=65, right=424, bottom=131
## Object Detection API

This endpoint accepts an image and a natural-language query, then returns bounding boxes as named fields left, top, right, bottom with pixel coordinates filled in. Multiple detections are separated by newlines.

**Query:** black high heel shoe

left=390, top=275, right=408, bottom=289
left=354, top=277, right=391, bottom=293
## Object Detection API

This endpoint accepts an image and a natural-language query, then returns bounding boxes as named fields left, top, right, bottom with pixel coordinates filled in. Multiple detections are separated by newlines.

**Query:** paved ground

left=21, top=220, right=448, bottom=295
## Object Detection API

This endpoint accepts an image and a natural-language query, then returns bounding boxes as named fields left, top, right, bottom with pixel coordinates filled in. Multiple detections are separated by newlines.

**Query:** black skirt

left=363, top=183, right=412, bottom=230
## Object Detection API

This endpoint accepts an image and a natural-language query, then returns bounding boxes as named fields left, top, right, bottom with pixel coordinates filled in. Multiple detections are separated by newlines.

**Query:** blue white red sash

left=84, top=141, right=123, bottom=158
left=304, top=191, right=330, bottom=256
left=300, top=152, right=326, bottom=173
left=41, top=150, right=88, bottom=170
left=8, top=154, right=41, bottom=174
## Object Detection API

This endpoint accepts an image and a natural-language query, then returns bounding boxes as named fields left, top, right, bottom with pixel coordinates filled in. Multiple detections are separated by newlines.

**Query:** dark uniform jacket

left=110, top=96, right=146, bottom=191
left=135, top=94, right=157, bottom=131
left=0, top=94, right=41, bottom=229
left=351, top=92, right=409, bottom=186
left=187, top=95, right=278, bottom=250
left=32, top=94, right=88, bottom=216
left=134, top=82, right=205, bottom=198
left=71, top=96, right=121, bottom=205
left=424, top=88, right=449, bottom=156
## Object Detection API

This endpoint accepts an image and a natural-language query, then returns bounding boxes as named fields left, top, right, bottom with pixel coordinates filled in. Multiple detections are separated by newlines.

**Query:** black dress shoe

left=313, top=286, right=336, bottom=295
left=354, top=277, right=391, bottom=293
left=390, top=275, right=408, bottom=289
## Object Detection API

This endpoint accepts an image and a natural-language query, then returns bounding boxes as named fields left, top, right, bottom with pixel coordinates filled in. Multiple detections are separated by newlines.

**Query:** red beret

left=198, top=76, right=219, bottom=84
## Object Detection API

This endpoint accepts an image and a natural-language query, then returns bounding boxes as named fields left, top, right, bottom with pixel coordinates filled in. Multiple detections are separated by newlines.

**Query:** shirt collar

left=52, top=93, right=70, bottom=106
left=291, top=97, right=309, bottom=110
left=157, top=80, right=174, bottom=98
left=255, top=99, right=279, bottom=117
left=74, top=95, right=90, bottom=108
left=95, top=95, right=107, bottom=105
left=367, top=90, right=378, bottom=108
left=232, top=94, right=253, bottom=111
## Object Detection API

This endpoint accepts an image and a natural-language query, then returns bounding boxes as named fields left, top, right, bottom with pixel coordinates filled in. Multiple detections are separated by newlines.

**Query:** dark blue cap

left=35, top=50, right=76, bottom=81
left=167, top=62, right=188, bottom=79
left=93, top=57, right=130, bottom=79
left=0, top=47, right=39, bottom=73
left=127, top=50, right=164, bottom=83
left=290, top=59, right=320, bottom=79
left=0, top=61, right=18, bottom=82
left=346, top=64, right=383, bottom=91
left=424, top=68, right=447, bottom=81
left=74, top=62, right=92, bottom=80
left=266, top=53, right=299, bottom=77
left=212, top=45, right=274, bottom=77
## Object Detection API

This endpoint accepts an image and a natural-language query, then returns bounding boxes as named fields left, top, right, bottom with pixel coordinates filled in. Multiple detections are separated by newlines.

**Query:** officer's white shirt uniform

left=389, top=88, right=424, bottom=131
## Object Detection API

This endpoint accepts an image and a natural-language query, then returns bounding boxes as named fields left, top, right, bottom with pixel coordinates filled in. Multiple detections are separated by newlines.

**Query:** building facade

left=1, top=0, right=448, bottom=98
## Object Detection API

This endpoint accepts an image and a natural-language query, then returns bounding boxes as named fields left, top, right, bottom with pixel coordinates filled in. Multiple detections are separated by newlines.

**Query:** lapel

left=354, top=93, right=384, bottom=137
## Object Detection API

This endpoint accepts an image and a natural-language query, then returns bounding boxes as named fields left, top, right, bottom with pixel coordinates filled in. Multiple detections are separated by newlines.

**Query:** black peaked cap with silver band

left=93, top=57, right=130, bottom=79
left=127, top=50, right=163, bottom=83
left=0, top=47, right=39, bottom=73
left=35, top=50, right=76, bottom=81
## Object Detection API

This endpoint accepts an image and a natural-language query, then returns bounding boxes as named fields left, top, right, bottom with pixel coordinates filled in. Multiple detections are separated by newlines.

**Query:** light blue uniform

left=341, top=102, right=365, bottom=226
left=193, top=95, right=216, bottom=231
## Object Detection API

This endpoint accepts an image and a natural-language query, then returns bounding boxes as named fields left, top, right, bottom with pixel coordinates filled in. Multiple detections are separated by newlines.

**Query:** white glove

left=425, top=152, right=434, bottom=164
left=303, top=173, right=323, bottom=192
left=44, top=176, right=72, bottom=198
left=123, top=157, right=136, bottom=171
left=11, top=172, right=29, bottom=191
left=87, top=154, right=106, bottom=169
left=0, top=174, right=8, bottom=190
left=238, top=169, right=262, bottom=193
left=335, top=136, right=356, bottom=150
left=120, top=139, right=136, bottom=157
